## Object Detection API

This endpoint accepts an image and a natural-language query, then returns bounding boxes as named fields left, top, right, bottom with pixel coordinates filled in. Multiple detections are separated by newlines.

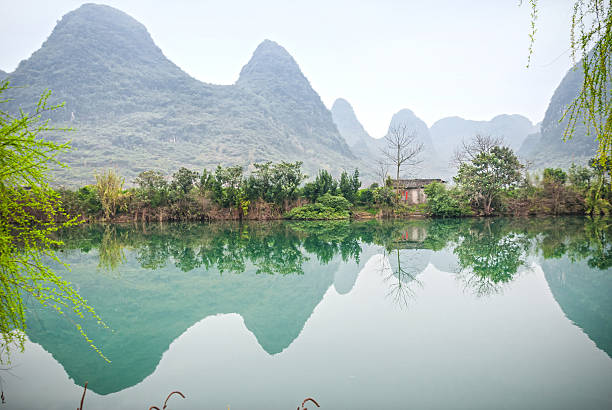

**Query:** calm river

left=4, top=217, right=612, bottom=409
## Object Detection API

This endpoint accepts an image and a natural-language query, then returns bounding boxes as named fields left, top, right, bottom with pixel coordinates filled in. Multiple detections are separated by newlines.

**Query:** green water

left=5, top=217, right=612, bottom=409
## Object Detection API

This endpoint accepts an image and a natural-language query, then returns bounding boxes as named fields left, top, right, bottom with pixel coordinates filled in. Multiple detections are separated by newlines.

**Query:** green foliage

left=285, top=193, right=350, bottom=220
left=95, top=169, right=124, bottom=220
left=133, top=170, right=168, bottom=207
left=0, top=80, right=106, bottom=362
left=373, top=186, right=395, bottom=206
left=568, top=163, right=594, bottom=190
left=58, top=185, right=102, bottom=218
left=198, top=168, right=213, bottom=194
left=210, top=165, right=244, bottom=211
left=317, top=193, right=351, bottom=212
left=303, top=169, right=338, bottom=202
left=356, top=188, right=375, bottom=206
left=543, top=168, right=568, bottom=184
left=581, top=159, right=612, bottom=215
left=339, top=169, right=361, bottom=203
left=170, top=167, right=199, bottom=197
left=540, top=168, right=569, bottom=215
left=385, top=176, right=393, bottom=187
left=284, top=203, right=349, bottom=220
left=244, top=161, right=305, bottom=208
left=423, top=182, right=470, bottom=217
left=77, top=185, right=102, bottom=214
left=454, top=145, right=524, bottom=215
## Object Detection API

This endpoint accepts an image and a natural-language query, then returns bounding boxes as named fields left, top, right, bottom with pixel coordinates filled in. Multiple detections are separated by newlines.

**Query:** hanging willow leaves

left=0, top=80, right=108, bottom=363
left=525, top=0, right=611, bottom=168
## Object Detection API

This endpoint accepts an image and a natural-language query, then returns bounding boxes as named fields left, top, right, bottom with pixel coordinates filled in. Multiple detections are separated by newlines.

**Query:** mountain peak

left=237, top=40, right=305, bottom=87
left=7, top=4, right=359, bottom=183
left=13, top=2, right=181, bottom=79
left=386, top=108, right=437, bottom=163
left=9, top=2, right=191, bottom=118
left=331, top=98, right=352, bottom=111
left=45, top=3, right=153, bottom=52
left=331, top=98, right=373, bottom=148
left=388, top=108, right=425, bottom=130
left=255, top=39, right=292, bottom=55
left=236, top=41, right=353, bottom=158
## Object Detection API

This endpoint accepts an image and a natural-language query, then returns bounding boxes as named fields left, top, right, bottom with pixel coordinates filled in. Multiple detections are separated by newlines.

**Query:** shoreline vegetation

left=56, top=154, right=611, bottom=223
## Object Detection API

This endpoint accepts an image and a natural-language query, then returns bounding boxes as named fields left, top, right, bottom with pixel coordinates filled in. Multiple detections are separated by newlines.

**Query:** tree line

left=58, top=162, right=392, bottom=221
left=57, top=136, right=612, bottom=222
left=423, top=135, right=611, bottom=218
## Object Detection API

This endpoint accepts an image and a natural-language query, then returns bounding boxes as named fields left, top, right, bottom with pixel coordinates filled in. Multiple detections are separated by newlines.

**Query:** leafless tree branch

left=451, top=134, right=505, bottom=167
left=379, top=124, right=424, bottom=187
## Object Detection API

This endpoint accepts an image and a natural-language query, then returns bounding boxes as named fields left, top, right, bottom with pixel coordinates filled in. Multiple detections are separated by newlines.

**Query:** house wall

left=403, top=188, right=427, bottom=204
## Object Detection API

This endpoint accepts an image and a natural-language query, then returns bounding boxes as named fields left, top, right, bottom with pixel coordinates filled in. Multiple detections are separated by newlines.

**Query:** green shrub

left=424, top=182, right=470, bottom=217
left=356, top=188, right=375, bottom=205
left=543, top=168, right=567, bottom=184
left=77, top=185, right=102, bottom=215
left=284, top=203, right=349, bottom=220
left=317, top=193, right=351, bottom=211
left=373, top=186, right=395, bottom=206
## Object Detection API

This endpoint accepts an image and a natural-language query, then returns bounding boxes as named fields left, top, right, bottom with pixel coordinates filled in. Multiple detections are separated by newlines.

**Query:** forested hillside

left=2, top=4, right=360, bottom=186
left=518, top=58, right=607, bottom=168
left=4, top=3, right=600, bottom=187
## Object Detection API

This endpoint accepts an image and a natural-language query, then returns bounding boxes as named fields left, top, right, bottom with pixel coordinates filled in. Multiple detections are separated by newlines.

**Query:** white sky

left=1, top=0, right=576, bottom=137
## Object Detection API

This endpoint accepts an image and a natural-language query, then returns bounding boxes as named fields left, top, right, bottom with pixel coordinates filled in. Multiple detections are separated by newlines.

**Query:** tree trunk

left=396, top=154, right=400, bottom=201
left=484, top=196, right=493, bottom=215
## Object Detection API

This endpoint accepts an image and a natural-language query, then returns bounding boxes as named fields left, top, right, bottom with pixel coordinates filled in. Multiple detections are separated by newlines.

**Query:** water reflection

left=453, top=219, right=532, bottom=296
left=381, top=248, right=424, bottom=308
left=25, top=217, right=612, bottom=395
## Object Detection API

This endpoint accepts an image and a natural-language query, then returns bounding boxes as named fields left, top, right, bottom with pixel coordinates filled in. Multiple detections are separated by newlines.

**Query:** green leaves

left=454, top=144, right=524, bottom=215
left=244, top=161, right=306, bottom=207
left=339, top=169, right=361, bottom=203
left=423, top=182, right=471, bottom=217
left=285, top=193, right=351, bottom=220
left=0, top=80, right=107, bottom=363
left=95, top=169, right=124, bottom=220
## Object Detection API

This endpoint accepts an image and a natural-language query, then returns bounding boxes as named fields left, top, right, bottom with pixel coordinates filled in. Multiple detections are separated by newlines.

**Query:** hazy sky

left=2, top=0, right=576, bottom=137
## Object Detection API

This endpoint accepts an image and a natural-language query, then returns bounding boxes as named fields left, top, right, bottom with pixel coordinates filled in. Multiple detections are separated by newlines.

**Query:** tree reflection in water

left=380, top=248, right=423, bottom=308
left=98, top=225, right=126, bottom=274
left=453, top=219, right=531, bottom=296
left=55, top=216, right=611, bottom=298
left=24, top=216, right=611, bottom=393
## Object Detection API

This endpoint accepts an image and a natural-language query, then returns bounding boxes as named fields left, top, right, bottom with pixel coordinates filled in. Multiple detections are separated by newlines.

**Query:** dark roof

left=392, top=178, right=445, bottom=189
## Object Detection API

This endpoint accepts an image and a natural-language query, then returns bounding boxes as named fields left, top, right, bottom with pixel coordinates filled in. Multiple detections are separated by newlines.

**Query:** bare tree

left=451, top=134, right=504, bottom=167
left=380, top=124, right=424, bottom=194
left=374, top=158, right=390, bottom=187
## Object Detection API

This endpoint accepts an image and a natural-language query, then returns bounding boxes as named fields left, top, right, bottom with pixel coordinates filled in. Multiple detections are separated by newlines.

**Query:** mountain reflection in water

left=21, top=217, right=611, bottom=396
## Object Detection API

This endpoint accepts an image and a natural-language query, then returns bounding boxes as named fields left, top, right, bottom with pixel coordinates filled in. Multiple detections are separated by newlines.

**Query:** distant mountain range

left=430, top=114, right=537, bottom=164
left=331, top=99, right=537, bottom=179
left=2, top=3, right=600, bottom=186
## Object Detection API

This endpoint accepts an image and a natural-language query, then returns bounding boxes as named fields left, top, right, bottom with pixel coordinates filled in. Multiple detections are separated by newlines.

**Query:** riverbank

left=56, top=160, right=610, bottom=223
